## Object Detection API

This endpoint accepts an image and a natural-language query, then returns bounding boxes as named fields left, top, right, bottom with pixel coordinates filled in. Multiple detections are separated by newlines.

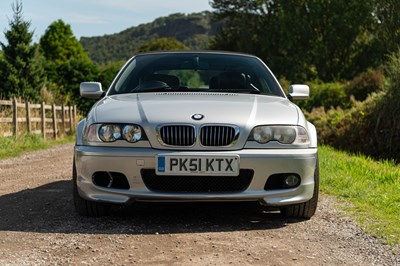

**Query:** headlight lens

left=84, top=124, right=144, bottom=143
left=253, top=126, right=273, bottom=144
left=251, top=126, right=309, bottom=144
left=122, top=125, right=142, bottom=143
left=99, top=125, right=121, bottom=142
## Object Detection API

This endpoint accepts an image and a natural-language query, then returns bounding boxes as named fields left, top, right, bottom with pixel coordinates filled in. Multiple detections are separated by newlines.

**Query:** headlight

left=99, top=125, right=121, bottom=142
left=122, top=125, right=142, bottom=143
left=84, top=124, right=144, bottom=143
left=250, top=126, right=309, bottom=144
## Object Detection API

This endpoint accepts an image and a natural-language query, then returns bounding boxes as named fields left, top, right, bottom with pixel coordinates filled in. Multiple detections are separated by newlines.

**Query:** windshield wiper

left=208, top=83, right=262, bottom=94
left=132, top=80, right=171, bottom=92
left=249, top=84, right=261, bottom=94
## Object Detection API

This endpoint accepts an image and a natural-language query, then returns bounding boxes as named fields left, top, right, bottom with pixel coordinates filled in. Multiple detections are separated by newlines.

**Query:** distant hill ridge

left=80, top=11, right=218, bottom=64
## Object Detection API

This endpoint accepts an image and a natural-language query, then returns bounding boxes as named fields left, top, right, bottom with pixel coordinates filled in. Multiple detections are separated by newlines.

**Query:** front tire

left=280, top=158, right=319, bottom=219
left=72, top=159, right=109, bottom=217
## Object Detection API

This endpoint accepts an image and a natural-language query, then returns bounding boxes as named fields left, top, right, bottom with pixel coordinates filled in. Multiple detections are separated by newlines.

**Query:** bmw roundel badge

left=192, top=114, right=204, bottom=120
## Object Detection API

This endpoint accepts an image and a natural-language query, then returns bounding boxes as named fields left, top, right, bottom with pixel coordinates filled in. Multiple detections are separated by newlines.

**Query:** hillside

left=80, top=11, right=218, bottom=64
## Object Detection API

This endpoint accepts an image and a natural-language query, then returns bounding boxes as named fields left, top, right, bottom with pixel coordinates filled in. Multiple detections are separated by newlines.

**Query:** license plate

left=156, top=154, right=240, bottom=176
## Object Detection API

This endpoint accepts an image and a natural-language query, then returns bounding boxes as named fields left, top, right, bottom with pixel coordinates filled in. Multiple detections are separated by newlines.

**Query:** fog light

left=284, top=174, right=300, bottom=188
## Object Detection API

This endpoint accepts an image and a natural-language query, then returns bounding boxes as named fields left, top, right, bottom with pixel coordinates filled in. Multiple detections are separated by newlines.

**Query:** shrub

left=297, top=81, right=351, bottom=112
left=345, top=69, right=385, bottom=101
left=307, top=50, right=400, bottom=161
left=361, top=51, right=400, bottom=160
left=306, top=93, right=382, bottom=153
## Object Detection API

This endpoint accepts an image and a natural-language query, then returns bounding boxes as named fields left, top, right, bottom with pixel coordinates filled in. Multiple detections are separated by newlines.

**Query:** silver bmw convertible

left=73, top=51, right=318, bottom=218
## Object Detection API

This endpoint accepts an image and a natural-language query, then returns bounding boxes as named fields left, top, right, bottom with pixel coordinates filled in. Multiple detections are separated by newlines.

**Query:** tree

left=138, top=38, right=189, bottom=52
left=278, top=0, right=376, bottom=81
left=209, top=0, right=283, bottom=76
left=210, top=0, right=377, bottom=82
left=374, top=0, right=400, bottom=56
left=0, top=1, right=45, bottom=101
left=39, top=19, right=91, bottom=86
left=55, top=58, right=99, bottom=113
left=39, top=20, right=89, bottom=63
left=39, top=19, right=99, bottom=110
left=98, top=61, right=125, bottom=89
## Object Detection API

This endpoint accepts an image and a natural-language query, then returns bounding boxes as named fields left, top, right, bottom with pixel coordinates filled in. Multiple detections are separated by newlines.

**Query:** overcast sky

left=0, top=0, right=212, bottom=44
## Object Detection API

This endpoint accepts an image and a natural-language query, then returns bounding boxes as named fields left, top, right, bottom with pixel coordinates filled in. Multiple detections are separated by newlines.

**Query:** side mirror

left=80, top=82, right=105, bottom=99
left=288, top=84, right=309, bottom=100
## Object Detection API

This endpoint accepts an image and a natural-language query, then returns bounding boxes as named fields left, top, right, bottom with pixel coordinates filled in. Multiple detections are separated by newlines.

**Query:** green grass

left=0, top=134, right=75, bottom=159
left=319, top=145, right=400, bottom=247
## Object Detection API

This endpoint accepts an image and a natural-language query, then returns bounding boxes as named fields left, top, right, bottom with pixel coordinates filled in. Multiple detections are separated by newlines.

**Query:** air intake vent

left=159, top=125, right=195, bottom=146
left=200, top=125, right=237, bottom=146
left=141, top=169, right=253, bottom=193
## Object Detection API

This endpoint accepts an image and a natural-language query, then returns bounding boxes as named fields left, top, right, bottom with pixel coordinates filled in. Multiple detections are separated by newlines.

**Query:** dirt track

left=0, top=143, right=398, bottom=265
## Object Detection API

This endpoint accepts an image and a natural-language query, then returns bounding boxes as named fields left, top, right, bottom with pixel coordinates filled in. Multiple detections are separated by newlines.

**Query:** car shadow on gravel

left=0, top=181, right=307, bottom=235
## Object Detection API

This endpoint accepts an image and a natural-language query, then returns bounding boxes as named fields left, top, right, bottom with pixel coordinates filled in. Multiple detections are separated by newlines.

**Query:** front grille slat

left=183, top=127, right=186, bottom=146
left=213, top=126, right=216, bottom=146
left=222, top=126, right=226, bottom=146
left=200, top=125, right=237, bottom=147
left=159, top=125, right=195, bottom=146
left=174, top=126, right=177, bottom=145
left=142, top=169, right=254, bottom=193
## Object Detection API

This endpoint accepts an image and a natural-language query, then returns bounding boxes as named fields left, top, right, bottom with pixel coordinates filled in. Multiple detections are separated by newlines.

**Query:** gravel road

left=0, top=143, right=398, bottom=265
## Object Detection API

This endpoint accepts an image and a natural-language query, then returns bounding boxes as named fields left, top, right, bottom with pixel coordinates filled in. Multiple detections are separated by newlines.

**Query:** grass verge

left=0, top=134, right=75, bottom=160
left=319, top=145, right=400, bottom=248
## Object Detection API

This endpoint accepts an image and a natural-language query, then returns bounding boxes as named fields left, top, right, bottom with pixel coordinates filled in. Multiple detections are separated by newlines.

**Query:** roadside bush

left=345, top=69, right=385, bottom=101
left=361, top=51, right=400, bottom=160
left=308, top=50, right=400, bottom=161
left=306, top=93, right=382, bottom=153
left=297, top=81, right=351, bottom=112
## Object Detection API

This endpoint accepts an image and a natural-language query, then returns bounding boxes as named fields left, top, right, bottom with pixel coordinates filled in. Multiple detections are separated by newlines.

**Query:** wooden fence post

left=61, top=104, right=65, bottom=133
left=69, top=105, right=73, bottom=132
left=12, top=98, right=17, bottom=136
left=25, top=101, right=31, bottom=133
left=41, top=102, right=46, bottom=140
left=73, top=105, right=77, bottom=126
left=52, top=104, right=57, bottom=139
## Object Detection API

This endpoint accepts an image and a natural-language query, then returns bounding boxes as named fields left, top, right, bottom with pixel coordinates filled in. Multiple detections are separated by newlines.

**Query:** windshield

left=108, top=52, right=285, bottom=97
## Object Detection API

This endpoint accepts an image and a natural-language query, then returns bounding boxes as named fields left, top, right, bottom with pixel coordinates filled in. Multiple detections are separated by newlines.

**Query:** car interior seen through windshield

left=109, top=52, right=285, bottom=97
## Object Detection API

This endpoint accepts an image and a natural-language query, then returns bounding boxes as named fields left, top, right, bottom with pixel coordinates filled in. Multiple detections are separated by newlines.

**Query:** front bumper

left=74, top=145, right=318, bottom=206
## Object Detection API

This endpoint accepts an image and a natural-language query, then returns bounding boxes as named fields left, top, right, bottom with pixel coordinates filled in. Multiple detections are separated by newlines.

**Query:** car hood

left=90, top=92, right=300, bottom=127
